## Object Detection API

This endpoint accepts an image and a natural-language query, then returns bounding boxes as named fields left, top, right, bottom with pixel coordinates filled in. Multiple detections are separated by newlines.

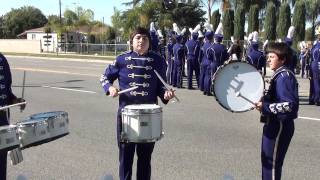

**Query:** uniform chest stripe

left=127, top=64, right=152, bottom=70
left=128, top=73, right=151, bottom=79
left=125, top=56, right=154, bottom=62
left=129, top=82, right=150, bottom=87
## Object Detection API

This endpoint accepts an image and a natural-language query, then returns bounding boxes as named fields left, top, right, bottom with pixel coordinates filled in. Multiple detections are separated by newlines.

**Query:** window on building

left=32, top=34, right=36, bottom=40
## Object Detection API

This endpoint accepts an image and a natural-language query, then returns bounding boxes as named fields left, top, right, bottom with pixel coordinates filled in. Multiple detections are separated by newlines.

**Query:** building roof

left=17, top=27, right=47, bottom=37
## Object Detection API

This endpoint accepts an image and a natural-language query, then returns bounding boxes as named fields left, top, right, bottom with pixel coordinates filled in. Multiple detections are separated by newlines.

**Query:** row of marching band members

left=149, top=21, right=319, bottom=104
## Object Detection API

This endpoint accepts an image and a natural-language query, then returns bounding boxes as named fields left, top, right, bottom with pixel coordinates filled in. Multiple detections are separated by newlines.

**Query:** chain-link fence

left=57, top=42, right=129, bottom=56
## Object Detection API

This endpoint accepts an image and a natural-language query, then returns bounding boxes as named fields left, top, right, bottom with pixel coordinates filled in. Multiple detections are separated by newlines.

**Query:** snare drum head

left=213, top=61, right=264, bottom=112
left=124, top=104, right=160, bottom=110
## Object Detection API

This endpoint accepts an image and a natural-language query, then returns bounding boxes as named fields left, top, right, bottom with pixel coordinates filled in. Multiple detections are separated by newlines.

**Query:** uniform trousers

left=261, top=119, right=294, bottom=180
left=187, top=57, right=200, bottom=89
left=199, top=62, right=209, bottom=91
left=310, top=62, right=320, bottom=104
left=117, top=114, right=155, bottom=180
left=172, top=62, right=183, bottom=88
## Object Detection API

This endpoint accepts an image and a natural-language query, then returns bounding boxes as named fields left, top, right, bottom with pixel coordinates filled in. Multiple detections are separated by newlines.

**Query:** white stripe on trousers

left=272, top=121, right=283, bottom=180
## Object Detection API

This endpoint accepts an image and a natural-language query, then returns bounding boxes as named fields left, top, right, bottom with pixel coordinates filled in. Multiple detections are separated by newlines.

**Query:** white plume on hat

left=263, top=40, right=269, bottom=49
left=286, top=26, right=295, bottom=39
left=150, top=22, right=156, bottom=32
left=173, top=23, right=185, bottom=35
left=252, top=31, right=259, bottom=43
left=247, top=33, right=253, bottom=42
left=198, top=30, right=204, bottom=38
left=157, top=29, right=164, bottom=38
left=299, top=41, right=306, bottom=50
left=204, top=22, right=214, bottom=32
left=315, top=25, right=320, bottom=35
left=214, top=22, right=223, bottom=35
left=231, top=36, right=234, bottom=43
left=193, top=24, right=201, bottom=33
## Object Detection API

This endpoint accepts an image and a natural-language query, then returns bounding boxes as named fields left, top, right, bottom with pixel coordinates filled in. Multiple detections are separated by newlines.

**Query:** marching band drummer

left=246, top=31, right=266, bottom=76
left=254, top=42, right=299, bottom=180
left=0, top=53, right=26, bottom=180
left=100, top=27, right=174, bottom=180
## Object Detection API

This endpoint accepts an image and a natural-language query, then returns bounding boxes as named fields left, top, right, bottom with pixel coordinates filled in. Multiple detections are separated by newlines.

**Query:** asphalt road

left=5, top=56, right=320, bottom=180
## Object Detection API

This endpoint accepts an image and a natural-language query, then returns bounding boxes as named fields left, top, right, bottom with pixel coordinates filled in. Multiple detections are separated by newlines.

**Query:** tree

left=0, top=16, right=4, bottom=38
left=199, top=0, right=218, bottom=23
left=233, top=5, right=245, bottom=40
left=247, top=4, right=259, bottom=34
left=276, top=3, right=291, bottom=39
left=2, top=6, right=47, bottom=38
left=169, top=1, right=206, bottom=28
left=305, top=0, right=320, bottom=40
left=264, top=2, right=277, bottom=40
left=211, top=10, right=221, bottom=32
left=117, top=0, right=205, bottom=39
left=292, top=0, right=306, bottom=41
left=222, top=9, right=234, bottom=40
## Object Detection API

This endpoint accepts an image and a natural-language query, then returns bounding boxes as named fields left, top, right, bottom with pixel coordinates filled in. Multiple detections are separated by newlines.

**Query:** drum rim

left=212, top=61, right=264, bottom=113
left=0, top=125, right=17, bottom=133
left=29, top=111, right=68, bottom=119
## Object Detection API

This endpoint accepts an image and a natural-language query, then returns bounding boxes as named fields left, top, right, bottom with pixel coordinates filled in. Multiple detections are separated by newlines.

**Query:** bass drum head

left=213, top=61, right=264, bottom=112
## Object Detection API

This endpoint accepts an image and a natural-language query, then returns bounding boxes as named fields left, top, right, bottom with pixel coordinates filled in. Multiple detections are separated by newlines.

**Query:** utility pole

left=59, top=0, right=62, bottom=25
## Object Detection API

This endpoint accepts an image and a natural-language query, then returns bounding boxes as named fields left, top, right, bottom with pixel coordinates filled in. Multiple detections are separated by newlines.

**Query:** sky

left=1, top=0, right=129, bottom=25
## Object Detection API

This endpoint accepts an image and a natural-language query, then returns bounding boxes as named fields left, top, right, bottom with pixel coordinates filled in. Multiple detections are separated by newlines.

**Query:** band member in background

left=150, top=22, right=159, bottom=52
left=166, top=33, right=175, bottom=85
left=199, top=22, right=214, bottom=93
left=209, top=22, right=228, bottom=74
left=185, top=25, right=201, bottom=89
left=255, top=42, right=299, bottom=180
left=172, top=23, right=186, bottom=88
left=284, top=26, right=298, bottom=73
left=100, top=27, right=174, bottom=180
left=0, top=53, right=26, bottom=180
left=157, top=29, right=166, bottom=60
left=246, top=31, right=266, bottom=76
left=310, top=26, right=320, bottom=106
left=299, top=41, right=309, bottom=78
left=227, top=37, right=242, bottom=61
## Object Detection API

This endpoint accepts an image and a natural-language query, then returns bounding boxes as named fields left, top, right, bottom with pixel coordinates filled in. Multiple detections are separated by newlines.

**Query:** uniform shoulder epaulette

left=149, top=50, right=161, bottom=57
left=118, top=50, right=132, bottom=57
left=272, top=67, right=295, bottom=80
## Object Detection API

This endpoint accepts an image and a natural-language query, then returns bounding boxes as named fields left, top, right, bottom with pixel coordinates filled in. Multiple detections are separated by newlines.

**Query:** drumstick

left=20, top=71, right=26, bottom=112
left=235, top=92, right=255, bottom=105
left=153, top=70, right=180, bottom=102
left=117, top=86, right=138, bottom=95
left=0, top=102, right=27, bottom=111
left=21, top=71, right=26, bottom=99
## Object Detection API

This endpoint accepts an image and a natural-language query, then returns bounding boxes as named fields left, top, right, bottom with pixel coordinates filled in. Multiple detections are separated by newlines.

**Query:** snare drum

left=213, top=61, right=264, bottom=112
left=28, top=111, right=69, bottom=141
left=121, top=104, right=163, bottom=143
left=17, top=118, right=51, bottom=149
left=0, top=125, right=19, bottom=151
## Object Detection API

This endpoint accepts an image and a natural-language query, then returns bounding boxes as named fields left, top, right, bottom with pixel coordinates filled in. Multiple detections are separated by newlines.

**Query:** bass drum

left=213, top=61, right=264, bottom=112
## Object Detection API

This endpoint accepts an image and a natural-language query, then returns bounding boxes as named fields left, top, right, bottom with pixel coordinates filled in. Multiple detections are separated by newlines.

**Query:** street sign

left=43, top=35, right=52, bottom=38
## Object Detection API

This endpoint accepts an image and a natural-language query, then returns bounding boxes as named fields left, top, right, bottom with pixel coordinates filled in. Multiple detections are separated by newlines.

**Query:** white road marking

left=12, top=67, right=99, bottom=77
left=298, top=116, right=320, bottom=121
left=41, top=85, right=97, bottom=94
